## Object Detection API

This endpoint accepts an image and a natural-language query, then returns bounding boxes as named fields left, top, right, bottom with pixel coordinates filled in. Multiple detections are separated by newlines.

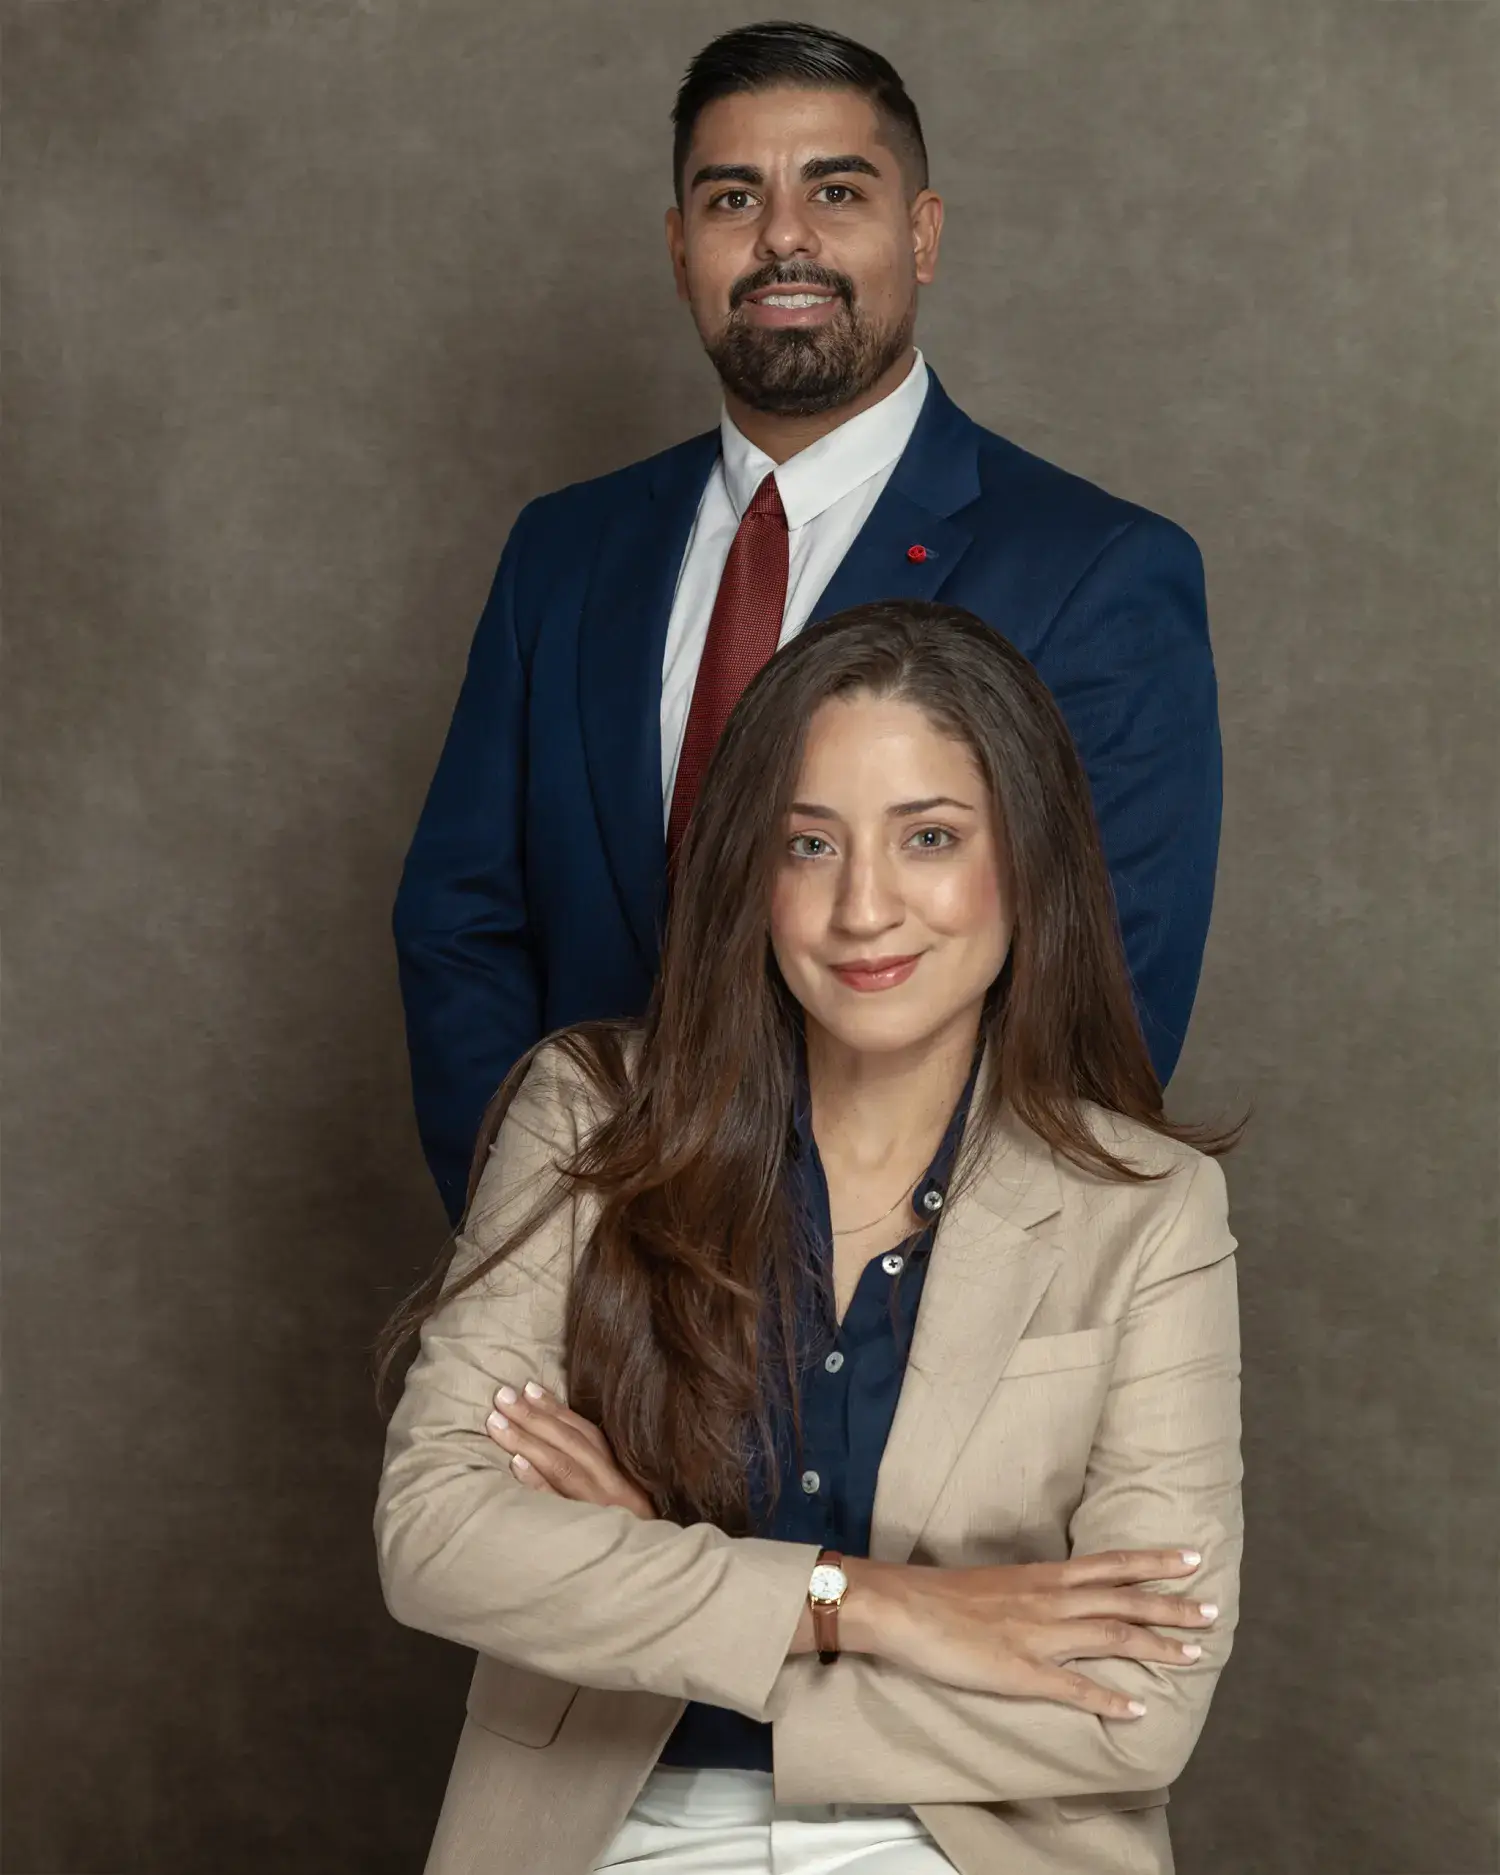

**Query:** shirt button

left=824, top=1350, right=845, bottom=1374
left=881, top=1252, right=905, bottom=1276
left=921, top=1188, right=944, bottom=1214
left=800, top=1469, right=821, bottom=1495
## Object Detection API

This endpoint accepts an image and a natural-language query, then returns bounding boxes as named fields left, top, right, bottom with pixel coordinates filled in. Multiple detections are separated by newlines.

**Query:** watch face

left=809, top=1562, right=848, bottom=1603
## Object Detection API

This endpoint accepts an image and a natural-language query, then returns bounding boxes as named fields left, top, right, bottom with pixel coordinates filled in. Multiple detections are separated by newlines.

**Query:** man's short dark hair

left=672, top=20, right=929, bottom=205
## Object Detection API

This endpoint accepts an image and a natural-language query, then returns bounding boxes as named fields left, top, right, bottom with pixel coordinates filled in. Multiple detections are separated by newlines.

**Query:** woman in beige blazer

left=376, top=601, right=1241, bottom=1875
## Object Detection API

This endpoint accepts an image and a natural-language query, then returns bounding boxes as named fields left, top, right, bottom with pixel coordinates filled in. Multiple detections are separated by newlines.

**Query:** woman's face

left=769, top=691, right=1012, bottom=1058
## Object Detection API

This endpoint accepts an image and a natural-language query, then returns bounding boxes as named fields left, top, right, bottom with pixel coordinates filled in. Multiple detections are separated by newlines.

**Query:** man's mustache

left=728, top=263, right=854, bottom=312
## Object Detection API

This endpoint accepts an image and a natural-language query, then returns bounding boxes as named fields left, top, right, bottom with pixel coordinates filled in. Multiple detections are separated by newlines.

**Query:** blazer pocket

left=1054, top=1787, right=1170, bottom=1820
left=1000, top=1325, right=1118, bottom=1378
left=465, top=1653, right=580, bottom=1748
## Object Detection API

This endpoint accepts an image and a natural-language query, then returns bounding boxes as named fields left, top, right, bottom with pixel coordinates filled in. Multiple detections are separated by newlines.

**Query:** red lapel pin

left=906, top=543, right=934, bottom=563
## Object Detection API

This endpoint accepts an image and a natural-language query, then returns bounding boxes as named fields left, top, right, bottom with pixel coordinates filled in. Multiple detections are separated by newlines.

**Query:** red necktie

left=667, top=471, right=789, bottom=863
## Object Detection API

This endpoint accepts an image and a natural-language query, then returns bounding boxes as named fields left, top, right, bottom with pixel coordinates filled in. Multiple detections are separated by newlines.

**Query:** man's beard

left=704, top=263, right=916, bottom=417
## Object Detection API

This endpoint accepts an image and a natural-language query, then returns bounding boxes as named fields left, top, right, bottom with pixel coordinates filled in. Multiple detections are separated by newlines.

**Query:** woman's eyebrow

left=887, top=795, right=976, bottom=816
left=787, top=795, right=976, bottom=818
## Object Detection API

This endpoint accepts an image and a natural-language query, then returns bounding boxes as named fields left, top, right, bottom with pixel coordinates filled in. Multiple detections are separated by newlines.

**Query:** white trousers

left=595, top=1766, right=957, bottom=1873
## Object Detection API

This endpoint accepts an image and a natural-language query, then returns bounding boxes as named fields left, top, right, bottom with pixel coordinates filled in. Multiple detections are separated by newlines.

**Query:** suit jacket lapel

left=577, top=433, right=718, bottom=971
left=810, top=369, right=984, bottom=625
left=576, top=374, right=982, bottom=970
left=871, top=1114, right=1064, bottom=1564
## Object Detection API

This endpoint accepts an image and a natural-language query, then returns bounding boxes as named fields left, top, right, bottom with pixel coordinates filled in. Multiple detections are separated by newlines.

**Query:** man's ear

left=665, top=205, right=690, bottom=302
left=911, top=190, right=944, bottom=287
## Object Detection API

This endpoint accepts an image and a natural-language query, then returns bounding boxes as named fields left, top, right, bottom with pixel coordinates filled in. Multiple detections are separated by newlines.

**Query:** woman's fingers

left=1058, top=1549, right=1203, bottom=1587
left=511, top=1381, right=615, bottom=1454
left=1046, top=1587, right=1219, bottom=1630
left=485, top=1381, right=653, bottom=1517
left=487, top=1397, right=604, bottom=1488
left=485, top=1407, right=602, bottom=1496
left=505, top=1450, right=549, bottom=1492
left=1021, top=1664, right=1148, bottom=1722
left=480, top=1409, right=554, bottom=1491
left=1033, top=1620, right=1205, bottom=1668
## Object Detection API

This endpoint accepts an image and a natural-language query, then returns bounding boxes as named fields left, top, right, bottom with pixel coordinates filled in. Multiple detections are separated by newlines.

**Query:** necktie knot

left=746, top=471, right=786, bottom=523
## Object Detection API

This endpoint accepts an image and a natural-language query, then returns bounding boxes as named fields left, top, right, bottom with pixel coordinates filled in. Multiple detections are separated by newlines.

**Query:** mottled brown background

left=3, top=3, right=1495, bottom=1872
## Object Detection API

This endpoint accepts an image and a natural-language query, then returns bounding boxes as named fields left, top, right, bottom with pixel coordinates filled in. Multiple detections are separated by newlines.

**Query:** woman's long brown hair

left=375, top=601, right=1235, bottom=1528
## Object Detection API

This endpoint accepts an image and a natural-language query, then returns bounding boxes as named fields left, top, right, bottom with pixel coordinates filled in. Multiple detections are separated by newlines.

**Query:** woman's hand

left=485, top=1381, right=655, bottom=1520
left=843, top=1548, right=1217, bottom=1722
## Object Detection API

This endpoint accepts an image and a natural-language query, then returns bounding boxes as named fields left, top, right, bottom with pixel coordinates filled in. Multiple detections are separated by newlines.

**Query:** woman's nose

left=834, top=850, right=904, bottom=934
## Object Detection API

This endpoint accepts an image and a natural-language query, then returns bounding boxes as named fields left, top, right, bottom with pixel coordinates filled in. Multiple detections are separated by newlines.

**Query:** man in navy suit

left=395, top=22, right=1221, bottom=1222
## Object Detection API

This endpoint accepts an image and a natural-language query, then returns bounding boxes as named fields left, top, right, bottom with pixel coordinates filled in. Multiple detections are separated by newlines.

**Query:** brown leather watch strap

left=811, top=1549, right=844, bottom=1665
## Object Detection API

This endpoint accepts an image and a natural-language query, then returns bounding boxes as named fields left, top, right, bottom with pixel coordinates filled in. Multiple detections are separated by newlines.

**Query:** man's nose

left=754, top=188, right=820, bottom=262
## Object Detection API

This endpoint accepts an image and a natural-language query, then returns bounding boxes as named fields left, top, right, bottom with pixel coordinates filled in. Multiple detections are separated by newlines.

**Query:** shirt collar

left=718, top=350, right=929, bottom=530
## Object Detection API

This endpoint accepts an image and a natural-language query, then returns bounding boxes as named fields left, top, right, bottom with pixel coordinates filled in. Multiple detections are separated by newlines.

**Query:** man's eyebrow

left=689, top=155, right=882, bottom=191
left=787, top=795, right=977, bottom=818
left=802, top=154, right=881, bottom=182
left=690, top=162, right=763, bottom=190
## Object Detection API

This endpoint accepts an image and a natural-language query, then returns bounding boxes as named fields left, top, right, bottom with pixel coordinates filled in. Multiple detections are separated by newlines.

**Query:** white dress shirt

left=658, top=351, right=930, bottom=817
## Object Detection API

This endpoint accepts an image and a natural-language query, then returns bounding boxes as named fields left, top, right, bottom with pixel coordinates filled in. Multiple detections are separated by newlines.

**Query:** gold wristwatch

left=808, top=1549, right=849, bottom=1664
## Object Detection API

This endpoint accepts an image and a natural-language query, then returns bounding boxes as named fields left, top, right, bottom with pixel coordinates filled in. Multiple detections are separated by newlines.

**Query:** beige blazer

left=376, top=1045, right=1241, bottom=1875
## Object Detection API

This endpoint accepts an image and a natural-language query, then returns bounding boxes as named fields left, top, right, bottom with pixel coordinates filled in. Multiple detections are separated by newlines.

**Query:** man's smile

left=738, top=284, right=847, bottom=328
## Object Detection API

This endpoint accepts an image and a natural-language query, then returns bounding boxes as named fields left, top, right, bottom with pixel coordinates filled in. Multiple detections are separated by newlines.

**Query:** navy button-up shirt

left=659, top=1054, right=979, bottom=1771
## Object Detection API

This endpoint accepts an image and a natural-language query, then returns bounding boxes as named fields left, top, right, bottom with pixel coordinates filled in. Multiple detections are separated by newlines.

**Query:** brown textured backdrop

left=3, top=3, right=1495, bottom=1872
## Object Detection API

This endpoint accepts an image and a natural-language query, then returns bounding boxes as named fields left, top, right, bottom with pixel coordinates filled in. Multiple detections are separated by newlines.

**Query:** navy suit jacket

left=395, top=373, right=1221, bottom=1221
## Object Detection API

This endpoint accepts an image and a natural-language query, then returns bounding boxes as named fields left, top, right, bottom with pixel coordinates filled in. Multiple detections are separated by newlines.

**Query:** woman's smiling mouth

left=829, top=953, right=924, bottom=992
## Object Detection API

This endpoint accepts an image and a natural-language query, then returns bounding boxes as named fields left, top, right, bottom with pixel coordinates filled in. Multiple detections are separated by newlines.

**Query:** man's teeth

left=760, top=292, right=833, bottom=308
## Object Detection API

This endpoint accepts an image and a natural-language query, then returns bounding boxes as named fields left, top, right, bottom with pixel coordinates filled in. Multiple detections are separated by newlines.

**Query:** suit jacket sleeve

left=375, top=1047, right=820, bottom=1710
left=393, top=510, right=546, bottom=1223
left=1035, top=515, right=1221, bottom=1084
left=769, top=1155, right=1242, bottom=1805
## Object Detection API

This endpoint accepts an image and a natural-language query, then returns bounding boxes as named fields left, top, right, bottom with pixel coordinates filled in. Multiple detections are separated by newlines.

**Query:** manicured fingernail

left=497, top=1385, right=518, bottom=1405
left=1181, top=1643, right=1202, bottom=1660
left=1127, top=1700, right=1147, bottom=1717
left=510, top=1453, right=531, bottom=1473
left=524, top=1381, right=545, bottom=1400
left=487, top=1411, right=508, bottom=1432
left=1180, top=1550, right=1201, bottom=1567
left=1198, top=1603, right=1218, bottom=1621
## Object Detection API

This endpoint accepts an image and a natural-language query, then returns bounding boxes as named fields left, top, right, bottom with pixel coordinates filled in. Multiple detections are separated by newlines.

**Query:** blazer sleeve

left=375, top=1046, right=819, bottom=1710
left=393, top=509, right=547, bottom=1224
left=1034, top=516, right=1221, bottom=1085
left=768, top=1155, right=1242, bottom=1805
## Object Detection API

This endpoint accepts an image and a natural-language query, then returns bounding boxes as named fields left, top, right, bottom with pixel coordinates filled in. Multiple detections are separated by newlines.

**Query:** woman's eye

left=788, top=833, right=833, bottom=859
left=907, top=826, right=957, bottom=852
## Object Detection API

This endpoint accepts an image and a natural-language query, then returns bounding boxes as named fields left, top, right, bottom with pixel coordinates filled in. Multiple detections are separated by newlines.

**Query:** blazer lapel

left=810, top=369, right=984, bottom=625
left=871, top=1114, right=1064, bottom=1564
left=577, top=433, right=718, bottom=971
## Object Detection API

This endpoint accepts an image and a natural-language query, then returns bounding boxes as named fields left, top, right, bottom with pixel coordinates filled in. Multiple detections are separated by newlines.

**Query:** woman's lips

left=829, top=954, right=923, bottom=993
